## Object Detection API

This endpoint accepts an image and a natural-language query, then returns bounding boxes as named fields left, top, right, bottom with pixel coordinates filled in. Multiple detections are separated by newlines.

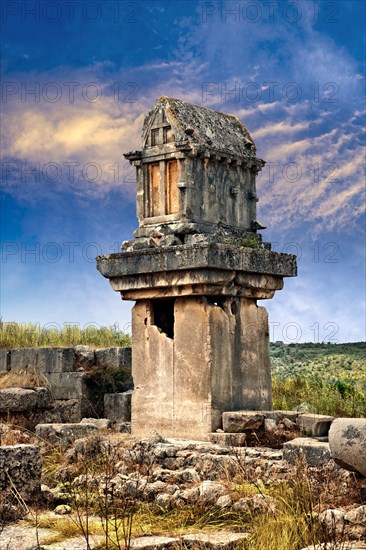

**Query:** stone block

left=119, top=347, right=132, bottom=368
left=35, top=422, right=98, bottom=449
left=36, top=399, right=82, bottom=424
left=0, top=444, right=41, bottom=500
left=95, top=347, right=131, bottom=369
left=130, top=536, right=180, bottom=549
left=222, top=411, right=265, bottom=433
left=283, top=437, right=332, bottom=467
left=329, top=418, right=366, bottom=477
left=104, top=391, right=132, bottom=421
left=46, top=372, right=88, bottom=400
left=0, top=349, right=10, bottom=372
left=4, top=348, right=76, bottom=374
left=0, top=387, right=39, bottom=412
left=37, top=347, right=75, bottom=373
left=95, top=347, right=119, bottom=369
left=209, top=432, right=247, bottom=446
left=10, top=348, right=38, bottom=370
left=33, top=387, right=53, bottom=409
left=298, top=413, right=334, bottom=436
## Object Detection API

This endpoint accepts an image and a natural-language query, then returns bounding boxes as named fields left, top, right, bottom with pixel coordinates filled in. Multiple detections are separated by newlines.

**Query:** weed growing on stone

left=240, top=234, right=261, bottom=248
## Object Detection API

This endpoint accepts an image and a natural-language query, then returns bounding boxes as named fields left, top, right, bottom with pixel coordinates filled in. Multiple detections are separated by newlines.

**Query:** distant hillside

left=270, top=342, right=366, bottom=416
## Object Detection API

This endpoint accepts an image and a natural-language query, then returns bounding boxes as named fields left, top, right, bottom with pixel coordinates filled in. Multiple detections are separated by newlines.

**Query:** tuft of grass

left=125, top=504, right=247, bottom=538
left=41, top=444, right=67, bottom=487
left=0, top=321, right=131, bottom=349
left=28, top=512, right=103, bottom=538
left=0, top=366, right=50, bottom=389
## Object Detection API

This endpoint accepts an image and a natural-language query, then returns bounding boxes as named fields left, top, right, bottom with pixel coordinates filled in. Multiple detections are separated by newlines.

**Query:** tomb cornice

left=96, top=243, right=297, bottom=280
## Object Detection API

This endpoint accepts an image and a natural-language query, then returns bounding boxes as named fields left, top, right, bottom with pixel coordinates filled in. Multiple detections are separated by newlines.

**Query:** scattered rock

left=198, top=480, right=227, bottom=504
left=182, top=531, right=249, bottom=548
left=80, top=417, right=112, bottom=429
left=35, top=422, right=98, bottom=449
left=345, top=505, right=366, bottom=525
left=155, top=492, right=172, bottom=507
left=233, top=494, right=278, bottom=515
left=74, top=345, right=95, bottom=370
left=264, top=418, right=277, bottom=432
left=216, top=494, right=232, bottom=508
left=222, top=411, right=265, bottom=433
left=321, top=508, right=345, bottom=537
left=116, top=421, right=132, bottom=433
left=279, top=417, right=296, bottom=430
left=54, top=504, right=71, bottom=515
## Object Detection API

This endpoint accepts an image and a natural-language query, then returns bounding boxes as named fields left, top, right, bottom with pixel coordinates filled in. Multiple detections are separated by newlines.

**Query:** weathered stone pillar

left=96, top=97, right=297, bottom=440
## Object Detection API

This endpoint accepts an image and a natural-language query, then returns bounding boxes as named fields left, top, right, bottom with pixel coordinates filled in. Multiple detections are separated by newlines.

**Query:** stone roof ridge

left=142, top=95, right=257, bottom=158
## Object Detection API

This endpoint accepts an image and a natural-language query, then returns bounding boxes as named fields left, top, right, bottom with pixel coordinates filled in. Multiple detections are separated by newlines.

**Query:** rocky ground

left=1, top=423, right=366, bottom=550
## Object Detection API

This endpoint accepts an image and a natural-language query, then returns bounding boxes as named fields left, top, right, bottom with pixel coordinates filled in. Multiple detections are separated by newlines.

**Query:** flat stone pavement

left=0, top=525, right=249, bottom=549
left=0, top=526, right=104, bottom=550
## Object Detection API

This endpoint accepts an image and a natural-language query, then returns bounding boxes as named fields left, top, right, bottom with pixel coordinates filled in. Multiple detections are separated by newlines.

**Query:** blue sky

left=1, top=0, right=365, bottom=342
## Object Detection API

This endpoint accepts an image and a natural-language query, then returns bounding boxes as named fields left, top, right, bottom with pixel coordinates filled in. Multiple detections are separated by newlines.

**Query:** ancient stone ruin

left=97, top=96, right=297, bottom=440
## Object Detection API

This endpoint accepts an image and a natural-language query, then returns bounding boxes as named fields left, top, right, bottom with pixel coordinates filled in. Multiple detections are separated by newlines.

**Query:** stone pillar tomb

left=97, top=96, right=297, bottom=440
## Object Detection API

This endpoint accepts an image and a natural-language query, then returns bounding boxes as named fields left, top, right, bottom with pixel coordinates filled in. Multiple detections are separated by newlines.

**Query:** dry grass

left=0, top=366, right=50, bottom=389
left=26, top=511, right=103, bottom=538
left=0, top=321, right=131, bottom=349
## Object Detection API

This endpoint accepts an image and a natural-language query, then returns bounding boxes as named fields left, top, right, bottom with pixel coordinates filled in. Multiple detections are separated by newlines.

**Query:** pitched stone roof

left=142, top=96, right=257, bottom=158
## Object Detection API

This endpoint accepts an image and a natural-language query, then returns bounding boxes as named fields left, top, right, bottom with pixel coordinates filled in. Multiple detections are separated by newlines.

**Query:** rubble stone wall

left=0, top=346, right=132, bottom=423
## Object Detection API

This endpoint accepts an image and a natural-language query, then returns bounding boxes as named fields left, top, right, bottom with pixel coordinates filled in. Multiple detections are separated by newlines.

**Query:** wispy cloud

left=253, top=121, right=310, bottom=139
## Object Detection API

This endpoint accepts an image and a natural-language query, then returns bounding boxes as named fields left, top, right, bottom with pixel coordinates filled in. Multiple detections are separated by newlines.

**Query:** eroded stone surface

left=283, top=437, right=332, bottom=467
left=35, top=422, right=98, bottom=449
left=0, top=444, right=41, bottom=499
left=131, top=297, right=272, bottom=440
left=209, top=432, right=247, bottom=446
left=0, top=387, right=52, bottom=412
left=222, top=411, right=265, bottom=433
left=329, top=418, right=366, bottom=477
